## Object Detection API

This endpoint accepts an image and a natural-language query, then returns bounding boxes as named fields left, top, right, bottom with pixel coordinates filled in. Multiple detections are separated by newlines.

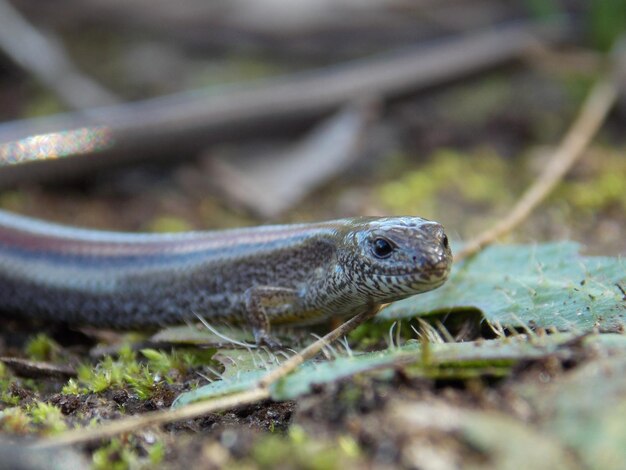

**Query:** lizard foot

left=253, top=328, right=284, bottom=349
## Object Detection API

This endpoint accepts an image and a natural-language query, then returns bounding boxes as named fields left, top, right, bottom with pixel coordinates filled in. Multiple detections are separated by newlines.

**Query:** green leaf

left=172, top=333, right=588, bottom=407
left=213, top=349, right=273, bottom=379
left=172, top=369, right=264, bottom=408
left=380, top=242, right=625, bottom=331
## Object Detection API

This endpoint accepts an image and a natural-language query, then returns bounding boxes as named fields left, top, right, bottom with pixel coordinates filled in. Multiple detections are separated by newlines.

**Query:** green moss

left=76, top=347, right=145, bottom=395
left=77, top=358, right=125, bottom=394
left=76, top=347, right=133, bottom=393
left=247, top=426, right=362, bottom=470
left=288, top=424, right=307, bottom=444
left=147, top=441, right=166, bottom=466
left=0, top=407, right=32, bottom=434
left=92, top=438, right=138, bottom=470
left=336, top=435, right=361, bottom=458
left=567, top=171, right=626, bottom=210
left=349, top=319, right=416, bottom=349
left=61, top=378, right=83, bottom=396
left=25, top=333, right=60, bottom=361
left=348, top=323, right=385, bottom=348
left=1, top=401, right=68, bottom=436
left=0, top=366, right=20, bottom=406
left=1, top=388, right=21, bottom=406
left=92, top=436, right=165, bottom=470
left=28, top=402, right=67, bottom=435
left=378, top=149, right=513, bottom=218
left=139, top=348, right=172, bottom=371
left=70, top=345, right=216, bottom=400
left=140, top=348, right=216, bottom=379
left=124, top=367, right=157, bottom=401
left=555, top=149, right=626, bottom=212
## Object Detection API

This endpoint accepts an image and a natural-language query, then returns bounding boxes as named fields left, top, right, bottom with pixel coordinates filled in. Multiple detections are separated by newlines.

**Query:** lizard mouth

left=407, top=265, right=451, bottom=287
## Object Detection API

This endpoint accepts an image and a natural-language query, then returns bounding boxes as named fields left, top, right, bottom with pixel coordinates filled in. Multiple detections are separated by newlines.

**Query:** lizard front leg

left=244, top=286, right=302, bottom=348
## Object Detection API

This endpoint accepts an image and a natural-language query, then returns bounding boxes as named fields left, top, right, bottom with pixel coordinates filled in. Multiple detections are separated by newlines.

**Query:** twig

left=36, top=387, right=270, bottom=449
left=0, top=21, right=565, bottom=186
left=0, top=357, right=76, bottom=380
left=36, top=305, right=380, bottom=448
left=206, top=100, right=377, bottom=218
left=455, top=72, right=618, bottom=262
left=257, top=304, right=380, bottom=388
left=0, top=0, right=118, bottom=109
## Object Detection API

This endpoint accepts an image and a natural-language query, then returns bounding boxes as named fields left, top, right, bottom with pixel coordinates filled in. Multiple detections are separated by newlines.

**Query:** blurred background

left=0, top=0, right=624, bottom=254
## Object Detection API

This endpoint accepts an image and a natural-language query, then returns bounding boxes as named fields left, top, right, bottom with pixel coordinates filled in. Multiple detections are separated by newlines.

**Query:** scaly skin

left=0, top=210, right=452, bottom=343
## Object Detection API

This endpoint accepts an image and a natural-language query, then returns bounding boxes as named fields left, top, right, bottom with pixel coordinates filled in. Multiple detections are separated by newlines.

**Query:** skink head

left=337, top=216, right=452, bottom=303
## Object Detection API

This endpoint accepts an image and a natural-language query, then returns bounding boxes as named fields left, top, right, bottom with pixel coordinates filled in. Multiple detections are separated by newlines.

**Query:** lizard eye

left=372, top=237, right=394, bottom=258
